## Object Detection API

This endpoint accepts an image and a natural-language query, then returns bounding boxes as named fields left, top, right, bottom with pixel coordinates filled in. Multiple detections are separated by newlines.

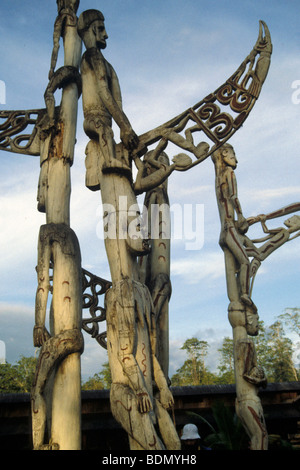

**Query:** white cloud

left=171, top=251, right=224, bottom=284
left=248, top=187, right=300, bottom=203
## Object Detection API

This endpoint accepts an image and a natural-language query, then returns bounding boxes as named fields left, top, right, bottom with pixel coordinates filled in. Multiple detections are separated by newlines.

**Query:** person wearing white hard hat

left=181, top=424, right=211, bottom=451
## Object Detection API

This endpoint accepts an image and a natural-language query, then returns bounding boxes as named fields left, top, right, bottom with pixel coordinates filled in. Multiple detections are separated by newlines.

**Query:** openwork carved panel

left=82, top=268, right=111, bottom=349
left=0, top=109, right=46, bottom=155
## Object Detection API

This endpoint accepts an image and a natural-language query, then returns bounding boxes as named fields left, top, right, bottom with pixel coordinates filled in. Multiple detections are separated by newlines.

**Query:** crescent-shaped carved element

left=126, top=21, right=272, bottom=171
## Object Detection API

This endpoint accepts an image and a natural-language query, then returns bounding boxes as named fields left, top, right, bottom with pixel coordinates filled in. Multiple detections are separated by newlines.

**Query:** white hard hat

left=181, top=424, right=201, bottom=440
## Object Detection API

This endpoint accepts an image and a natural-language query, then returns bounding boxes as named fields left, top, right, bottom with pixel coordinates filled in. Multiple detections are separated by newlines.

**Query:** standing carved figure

left=212, top=144, right=268, bottom=450
left=77, top=9, right=139, bottom=179
left=78, top=10, right=183, bottom=450
left=212, top=144, right=259, bottom=310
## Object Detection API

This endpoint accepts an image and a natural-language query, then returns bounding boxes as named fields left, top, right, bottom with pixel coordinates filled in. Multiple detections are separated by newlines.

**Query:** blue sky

left=0, top=0, right=299, bottom=380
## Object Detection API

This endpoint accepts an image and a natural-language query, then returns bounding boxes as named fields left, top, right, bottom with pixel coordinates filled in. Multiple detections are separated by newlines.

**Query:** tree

left=82, top=361, right=112, bottom=390
left=216, top=337, right=235, bottom=384
left=82, top=372, right=105, bottom=390
left=0, top=355, right=37, bottom=393
left=0, top=363, right=21, bottom=393
left=99, top=361, right=112, bottom=389
left=171, top=338, right=213, bottom=386
left=278, top=308, right=300, bottom=336
left=254, top=320, right=298, bottom=382
left=267, top=321, right=298, bottom=382
left=171, top=359, right=196, bottom=386
left=278, top=308, right=300, bottom=376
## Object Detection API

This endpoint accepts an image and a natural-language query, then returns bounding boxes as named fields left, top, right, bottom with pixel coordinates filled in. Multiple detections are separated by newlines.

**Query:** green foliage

left=172, top=338, right=212, bottom=386
left=185, top=403, right=249, bottom=450
left=171, top=312, right=300, bottom=387
left=171, top=336, right=235, bottom=386
left=0, top=355, right=37, bottom=393
left=254, top=319, right=299, bottom=383
left=216, top=336, right=235, bottom=384
left=204, top=402, right=249, bottom=450
left=99, top=361, right=112, bottom=389
left=82, top=372, right=105, bottom=390
left=82, top=361, right=112, bottom=390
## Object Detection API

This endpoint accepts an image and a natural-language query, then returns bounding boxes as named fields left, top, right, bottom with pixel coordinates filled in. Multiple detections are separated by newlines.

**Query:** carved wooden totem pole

left=0, top=0, right=83, bottom=450
left=212, top=141, right=300, bottom=450
left=212, top=143, right=268, bottom=450
left=32, top=0, right=84, bottom=450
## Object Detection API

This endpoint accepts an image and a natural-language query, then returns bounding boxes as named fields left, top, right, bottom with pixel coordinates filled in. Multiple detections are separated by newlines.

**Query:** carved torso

left=80, top=47, right=120, bottom=124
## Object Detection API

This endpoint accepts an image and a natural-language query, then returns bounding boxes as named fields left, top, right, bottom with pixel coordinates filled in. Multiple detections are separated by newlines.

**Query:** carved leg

left=236, top=397, right=268, bottom=450
left=110, top=383, right=165, bottom=450
left=155, top=398, right=181, bottom=450
left=150, top=273, right=171, bottom=377
left=232, top=328, right=268, bottom=450
left=31, top=328, right=83, bottom=450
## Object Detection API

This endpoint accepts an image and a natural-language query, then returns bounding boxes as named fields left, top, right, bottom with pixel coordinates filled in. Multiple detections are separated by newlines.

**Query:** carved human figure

left=212, top=144, right=268, bottom=449
left=78, top=9, right=139, bottom=174
left=31, top=224, right=83, bottom=450
left=49, top=1, right=80, bottom=80
left=228, top=307, right=268, bottom=450
left=84, top=136, right=188, bottom=449
left=222, top=203, right=300, bottom=296
left=37, top=0, right=81, bottom=221
left=211, top=143, right=258, bottom=311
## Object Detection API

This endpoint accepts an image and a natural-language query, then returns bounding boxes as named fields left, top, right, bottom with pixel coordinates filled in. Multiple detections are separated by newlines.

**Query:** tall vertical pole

left=48, top=1, right=82, bottom=450
left=32, top=1, right=83, bottom=450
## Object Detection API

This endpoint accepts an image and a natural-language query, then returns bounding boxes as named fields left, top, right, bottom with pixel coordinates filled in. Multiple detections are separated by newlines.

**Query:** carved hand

left=237, top=215, right=249, bottom=234
left=33, top=325, right=51, bottom=347
left=159, top=387, right=174, bottom=410
left=136, top=389, right=153, bottom=414
left=121, top=127, right=139, bottom=151
left=172, top=153, right=192, bottom=170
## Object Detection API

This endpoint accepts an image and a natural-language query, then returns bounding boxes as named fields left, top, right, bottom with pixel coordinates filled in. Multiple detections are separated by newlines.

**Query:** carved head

left=56, top=0, right=79, bottom=13
left=144, top=150, right=169, bottom=175
left=78, top=10, right=108, bottom=49
left=284, top=214, right=300, bottom=231
left=245, top=308, right=259, bottom=336
left=212, top=143, right=237, bottom=169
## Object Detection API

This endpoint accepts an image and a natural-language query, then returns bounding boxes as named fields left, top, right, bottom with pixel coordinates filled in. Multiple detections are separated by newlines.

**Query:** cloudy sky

left=0, top=0, right=299, bottom=380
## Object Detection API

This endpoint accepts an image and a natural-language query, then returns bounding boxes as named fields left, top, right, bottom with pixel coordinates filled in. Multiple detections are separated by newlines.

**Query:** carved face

left=222, top=147, right=237, bottom=169
left=246, top=309, right=259, bottom=336
left=284, top=215, right=300, bottom=230
left=92, top=20, right=108, bottom=50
